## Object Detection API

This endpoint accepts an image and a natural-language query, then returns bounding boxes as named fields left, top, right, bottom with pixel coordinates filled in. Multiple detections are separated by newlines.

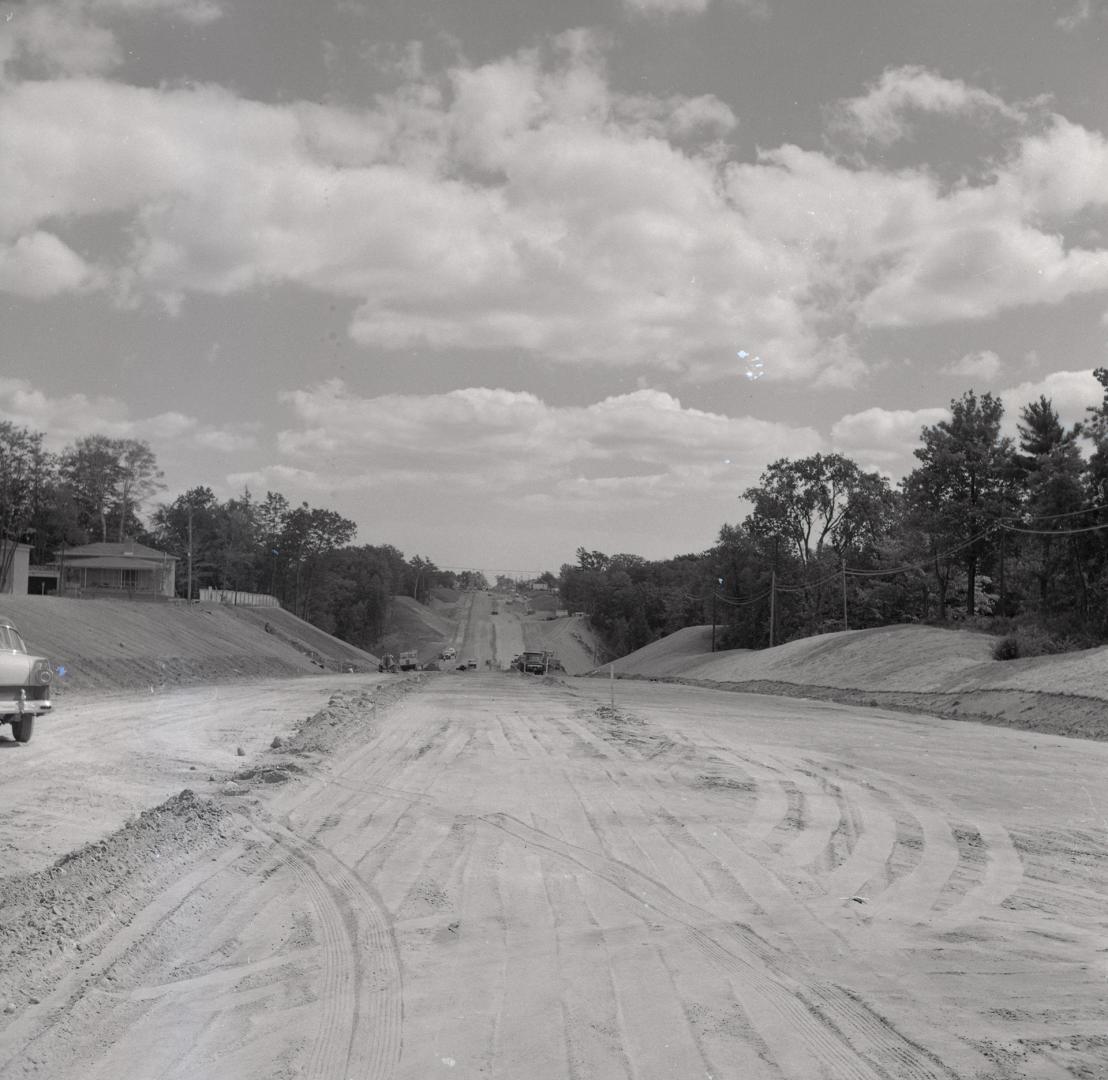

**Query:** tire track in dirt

left=540, top=855, right=636, bottom=1080
left=659, top=934, right=788, bottom=1079
left=848, top=798, right=960, bottom=926
left=262, top=825, right=403, bottom=1080
left=705, top=748, right=792, bottom=841
left=392, top=817, right=475, bottom=923
left=391, top=824, right=508, bottom=1079
left=77, top=849, right=320, bottom=1080
left=772, top=760, right=843, bottom=867
left=0, top=843, right=247, bottom=1079
left=931, top=819, right=1024, bottom=931
left=487, top=845, right=571, bottom=1077
left=681, top=808, right=850, bottom=961
left=547, top=713, right=613, bottom=760
left=811, top=774, right=899, bottom=905
left=483, top=712, right=515, bottom=758
left=482, top=811, right=966, bottom=1080
left=586, top=900, right=714, bottom=1079
left=639, top=752, right=984, bottom=1070
left=279, top=708, right=445, bottom=839
left=648, top=803, right=759, bottom=915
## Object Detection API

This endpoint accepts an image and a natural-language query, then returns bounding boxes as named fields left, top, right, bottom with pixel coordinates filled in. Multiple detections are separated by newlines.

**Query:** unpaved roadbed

left=617, top=674, right=1108, bottom=740
left=2, top=674, right=1106, bottom=1078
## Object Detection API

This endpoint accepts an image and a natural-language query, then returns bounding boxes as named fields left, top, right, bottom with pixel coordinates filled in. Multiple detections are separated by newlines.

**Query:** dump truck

left=398, top=650, right=420, bottom=671
left=516, top=650, right=550, bottom=674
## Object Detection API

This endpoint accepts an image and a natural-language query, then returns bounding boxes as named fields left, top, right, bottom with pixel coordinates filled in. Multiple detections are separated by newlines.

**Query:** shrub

left=991, top=621, right=1090, bottom=660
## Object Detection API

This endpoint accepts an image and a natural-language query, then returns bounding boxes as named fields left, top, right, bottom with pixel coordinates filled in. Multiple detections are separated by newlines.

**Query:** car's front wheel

left=10, top=716, right=33, bottom=743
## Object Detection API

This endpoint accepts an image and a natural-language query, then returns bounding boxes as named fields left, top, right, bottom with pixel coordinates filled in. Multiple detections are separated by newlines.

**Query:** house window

left=121, top=569, right=138, bottom=590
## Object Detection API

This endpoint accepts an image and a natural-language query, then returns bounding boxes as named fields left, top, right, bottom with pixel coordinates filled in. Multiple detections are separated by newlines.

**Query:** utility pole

left=769, top=569, right=776, bottom=648
left=711, top=589, right=717, bottom=652
left=842, top=559, right=849, bottom=631
left=186, top=501, right=193, bottom=603
left=998, top=529, right=1006, bottom=616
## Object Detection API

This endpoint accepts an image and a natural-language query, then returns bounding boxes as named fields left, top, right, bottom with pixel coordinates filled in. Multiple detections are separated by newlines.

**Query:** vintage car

left=0, top=615, right=52, bottom=743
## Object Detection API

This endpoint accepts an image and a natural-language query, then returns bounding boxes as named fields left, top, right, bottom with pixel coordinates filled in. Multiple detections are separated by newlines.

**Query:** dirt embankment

left=0, top=673, right=424, bottom=1028
left=0, top=596, right=379, bottom=695
left=607, top=623, right=1108, bottom=740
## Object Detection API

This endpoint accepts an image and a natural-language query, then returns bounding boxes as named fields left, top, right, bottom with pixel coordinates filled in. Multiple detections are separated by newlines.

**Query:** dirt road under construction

left=2, top=672, right=1106, bottom=1079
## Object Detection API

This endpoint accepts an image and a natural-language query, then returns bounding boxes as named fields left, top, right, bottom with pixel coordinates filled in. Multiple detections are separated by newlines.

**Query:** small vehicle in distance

left=465, top=658, right=478, bottom=670
left=0, top=614, right=52, bottom=744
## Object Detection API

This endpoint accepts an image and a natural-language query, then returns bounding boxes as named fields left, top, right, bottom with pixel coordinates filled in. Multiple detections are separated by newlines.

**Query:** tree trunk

left=966, top=554, right=977, bottom=617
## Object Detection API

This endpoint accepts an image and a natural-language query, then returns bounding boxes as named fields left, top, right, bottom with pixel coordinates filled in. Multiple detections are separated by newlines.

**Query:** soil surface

left=0, top=596, right=380, bottom=696
left=610, top=623, right=1108, bottom=740
left=3, top=671, right=1106, bottom=1079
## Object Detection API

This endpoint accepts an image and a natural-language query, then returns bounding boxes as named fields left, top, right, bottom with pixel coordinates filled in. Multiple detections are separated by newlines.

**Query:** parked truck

left=515, top=650, right=551, bottom=674
left=398, top=650, right=420, bottom=671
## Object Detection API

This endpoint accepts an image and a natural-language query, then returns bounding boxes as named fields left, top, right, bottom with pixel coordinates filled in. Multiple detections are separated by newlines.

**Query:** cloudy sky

left=3, top=0, right=1108, bottom=574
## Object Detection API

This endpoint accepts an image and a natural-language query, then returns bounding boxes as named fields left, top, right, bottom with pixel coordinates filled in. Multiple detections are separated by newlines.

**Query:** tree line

left=0, top=428, right=459, bottom=650
left=558, top=373, right=1108, bottom=658
left=6, top=372, right=1108, bottom=659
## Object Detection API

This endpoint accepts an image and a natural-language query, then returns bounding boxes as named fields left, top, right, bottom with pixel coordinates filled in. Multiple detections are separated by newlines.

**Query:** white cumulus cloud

left=942, top=350, right=1002, bottom=381
left=3, top=46, right=1108, bottom=385
left=0, top=232, right=104, bottom=297
left=275, top=379, right=822, bottom=491
left=999, top=369, right=1103, bottom=438
left=830, top=64, right=1028, bottom=145
left=621, top=0, right=768, bottom=17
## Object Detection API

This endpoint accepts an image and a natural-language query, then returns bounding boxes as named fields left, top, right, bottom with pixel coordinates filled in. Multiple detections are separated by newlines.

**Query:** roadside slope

left=385, top=595, right=458, bottom=664
left=1, top=596, right=378, bottom=694
left=224, top=606, right=380, bottom=671
left=609, top=623, right=1108, bottom=740
left=522, top=614, right=605, bottom=674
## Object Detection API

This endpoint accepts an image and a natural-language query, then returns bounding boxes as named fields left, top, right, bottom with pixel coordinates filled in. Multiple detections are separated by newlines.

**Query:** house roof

left=59, top=541, right=178, bottom=562
left=63, top=557, right=171, bottom=571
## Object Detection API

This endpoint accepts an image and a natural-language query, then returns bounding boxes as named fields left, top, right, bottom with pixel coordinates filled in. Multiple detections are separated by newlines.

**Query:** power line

left=998, top=520, right=1108, bottom=536
left=1000, top=501, right=1108, bottom=524
left=715, top=588, right=772, bottom=608
left=844, top=529, right=993, bottom=578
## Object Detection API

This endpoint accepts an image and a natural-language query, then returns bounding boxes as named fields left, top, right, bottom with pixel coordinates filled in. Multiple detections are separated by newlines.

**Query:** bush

left=990, top=620, right=1094, bottom=660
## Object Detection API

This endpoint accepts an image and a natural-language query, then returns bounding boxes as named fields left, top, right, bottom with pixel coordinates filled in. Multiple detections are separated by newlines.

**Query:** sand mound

left=608, top=624, right=720, bottom=677
left=610, top=623, right=1108, bottom=740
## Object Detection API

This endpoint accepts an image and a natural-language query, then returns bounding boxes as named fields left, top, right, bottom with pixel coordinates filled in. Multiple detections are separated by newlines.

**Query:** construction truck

left=515, top=650, right=552, bottom=674
left=440, top=646, right=457, bottom=661
left=398, top=650, right=420, bottom=671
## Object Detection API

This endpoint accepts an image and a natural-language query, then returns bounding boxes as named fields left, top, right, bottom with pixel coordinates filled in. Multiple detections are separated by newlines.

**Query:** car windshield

left=0, top=625, right=25, bottom=652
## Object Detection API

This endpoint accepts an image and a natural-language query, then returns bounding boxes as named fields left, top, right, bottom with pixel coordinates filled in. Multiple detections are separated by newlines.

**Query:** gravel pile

left=282, top=675, right=424, bottom=756
left=0, top=790, right=236, bottom=1021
